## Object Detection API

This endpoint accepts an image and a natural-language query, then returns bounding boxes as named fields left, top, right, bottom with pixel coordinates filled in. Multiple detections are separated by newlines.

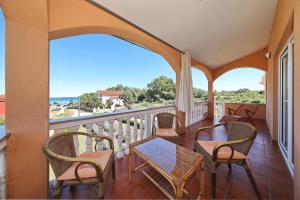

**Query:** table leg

left=176, top=183, right=184, bottom=199
left=128, top=150, right=132, bottom=182
left=199, top=162, right=205, bottom=199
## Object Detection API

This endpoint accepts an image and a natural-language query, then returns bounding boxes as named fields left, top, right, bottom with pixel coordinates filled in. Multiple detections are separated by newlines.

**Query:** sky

left=0, top=12, right=264, bottom=97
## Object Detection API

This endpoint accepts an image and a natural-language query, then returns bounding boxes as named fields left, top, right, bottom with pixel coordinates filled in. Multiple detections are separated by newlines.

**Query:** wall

left=266, top=0, right=294, bottom=140
left=224, top=103, right=266, bottom=119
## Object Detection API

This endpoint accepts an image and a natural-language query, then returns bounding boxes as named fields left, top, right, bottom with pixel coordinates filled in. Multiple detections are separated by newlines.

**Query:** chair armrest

left=194, top=123, right=225, bottom=140
left=94, top=136, right=114, bottom=152
left=75, top=160, right=103, bottom=183
left=44, top=144, right=104, bottom=181
left=175, top=118, right=183, bottom=135
left=212, top=137, right=253, bottom=161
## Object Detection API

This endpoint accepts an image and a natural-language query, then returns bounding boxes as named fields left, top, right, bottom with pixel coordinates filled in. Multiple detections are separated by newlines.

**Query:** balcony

left=0, top=0, right=299, bottom=199
left=47, top=118, right=292, bottom=199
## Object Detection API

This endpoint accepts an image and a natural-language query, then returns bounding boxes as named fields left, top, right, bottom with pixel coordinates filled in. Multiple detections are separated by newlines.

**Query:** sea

left=49, top=97, right=79, bottom=105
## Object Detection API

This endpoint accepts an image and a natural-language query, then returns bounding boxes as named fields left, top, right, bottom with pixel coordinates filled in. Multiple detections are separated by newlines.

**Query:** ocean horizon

left=49, top=97, right=79, bottom=105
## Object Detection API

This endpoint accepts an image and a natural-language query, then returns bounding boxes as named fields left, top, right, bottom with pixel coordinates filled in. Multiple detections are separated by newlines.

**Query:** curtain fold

left=178, top=51, right=194, bottom=112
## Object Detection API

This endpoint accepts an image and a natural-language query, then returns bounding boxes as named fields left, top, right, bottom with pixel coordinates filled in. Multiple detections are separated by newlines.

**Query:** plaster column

left=207, top=80, right=214, bottom=119
left=1, top=0, right=49, bottom=198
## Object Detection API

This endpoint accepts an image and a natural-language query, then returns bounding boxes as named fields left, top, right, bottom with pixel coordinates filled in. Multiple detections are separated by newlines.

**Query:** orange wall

left=266, top=0, right=294, bottom=140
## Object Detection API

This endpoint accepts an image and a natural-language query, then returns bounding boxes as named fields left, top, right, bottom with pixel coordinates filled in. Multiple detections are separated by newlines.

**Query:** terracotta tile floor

left=57, top=119, right=293, bottom=199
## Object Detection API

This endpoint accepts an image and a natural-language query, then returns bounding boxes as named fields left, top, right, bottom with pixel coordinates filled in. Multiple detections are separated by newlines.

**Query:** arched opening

left=0, top=8, right=5, bottom=126
left=214, top=67, right=266, bottom=119
left=191, top=67, right=208, bottom=102
left=49, top=34, right=175, bottom=119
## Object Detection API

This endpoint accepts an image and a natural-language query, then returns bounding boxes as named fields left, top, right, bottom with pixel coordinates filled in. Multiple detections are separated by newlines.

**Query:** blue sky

left=0, top=12, right=264, bottom=97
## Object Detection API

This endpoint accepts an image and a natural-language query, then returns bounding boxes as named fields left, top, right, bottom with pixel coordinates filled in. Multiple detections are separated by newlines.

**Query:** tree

left=105, top=98, right=114, bottom=109
left=121, top=89, right=135, bottom=106
left=79, top=92, right=104, bottom=108
left=146, top=76, right=176, bottom=102
left=193, top=88, right=208, bottom=101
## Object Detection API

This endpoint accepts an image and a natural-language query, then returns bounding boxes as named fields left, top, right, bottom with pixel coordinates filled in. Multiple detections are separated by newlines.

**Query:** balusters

left=133, top=117, right=138, bottom=142
left=116, top=119, right=124, bottom=158
left=95, top=121, right=104, bottom=151
left=139, top=116, right=144, bottom=140
left=49, top=105, right=178, bottom=159
left=108, top=119, right=114, bottom=139
left=85, top=124, right=94, bottom=153
left=145, top=113, right=152, bottom=138
left=125, top=117, right=131, bottom=155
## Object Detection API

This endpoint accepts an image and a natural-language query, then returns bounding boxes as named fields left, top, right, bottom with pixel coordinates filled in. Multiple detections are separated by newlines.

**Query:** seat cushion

left=197, top=140, right=246, bottom=160
left=155, top=128, right=178, bottom=137
left=57, top=150, right=113, bottom=181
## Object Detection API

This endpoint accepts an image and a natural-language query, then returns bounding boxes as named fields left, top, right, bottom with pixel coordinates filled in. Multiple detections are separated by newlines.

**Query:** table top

left=133, top=137, right=203, bottom=182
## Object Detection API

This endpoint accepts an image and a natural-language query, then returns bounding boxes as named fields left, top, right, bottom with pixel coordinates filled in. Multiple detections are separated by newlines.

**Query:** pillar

left=1, top=0, right=49, bottom=198
left=207, top=80, right=214, bottom=118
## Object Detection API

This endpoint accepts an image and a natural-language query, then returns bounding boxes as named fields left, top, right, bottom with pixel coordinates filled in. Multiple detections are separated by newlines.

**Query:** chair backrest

left=44, top=132, right=76, bottom=178
left=154, top=112, right=176, bottom=129
left=235, top=104, right=245, bottom=116
left=245, top=104, right=260, bottom=115
left=227, top=122, right=257, bottom=155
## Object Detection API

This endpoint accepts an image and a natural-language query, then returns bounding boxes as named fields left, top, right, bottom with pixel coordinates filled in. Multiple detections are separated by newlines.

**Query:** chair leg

left=243, top=161, right=262, bottom=200
left=112, top=161, right=116, bottom=180
left=211, top=172, right=216, bottom=199
left=98, top=182, right=104, bottom=199
left=227, top=163, right=232, bottom=175
left=50, top=180, right=63, bottom=199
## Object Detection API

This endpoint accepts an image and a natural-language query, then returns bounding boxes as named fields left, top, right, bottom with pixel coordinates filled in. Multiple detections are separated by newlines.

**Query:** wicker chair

left=152, top=112, right=183, bottom=145
left=194, top=122, right=262, bottom=199
left=220, top=104, right=260, bottom=125
left=43, top=132, right=115, bottom=199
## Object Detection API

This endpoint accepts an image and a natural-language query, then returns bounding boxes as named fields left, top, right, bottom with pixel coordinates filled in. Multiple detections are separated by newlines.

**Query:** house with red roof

left=0, top=95, right=5, bottom=116
left=96, top=90, right=123, bottom=106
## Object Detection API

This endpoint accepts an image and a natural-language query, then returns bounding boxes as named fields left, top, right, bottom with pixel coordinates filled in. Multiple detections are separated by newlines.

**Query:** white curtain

left=178, top=51, right=194, bottom=112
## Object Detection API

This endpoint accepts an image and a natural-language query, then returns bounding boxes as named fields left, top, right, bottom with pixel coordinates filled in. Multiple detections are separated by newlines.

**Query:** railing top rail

left=49, top=104, right=175, bottom=129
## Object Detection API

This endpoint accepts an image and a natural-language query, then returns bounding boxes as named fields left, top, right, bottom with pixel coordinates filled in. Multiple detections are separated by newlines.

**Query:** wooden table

left=128, top=137, right=205, bottom=199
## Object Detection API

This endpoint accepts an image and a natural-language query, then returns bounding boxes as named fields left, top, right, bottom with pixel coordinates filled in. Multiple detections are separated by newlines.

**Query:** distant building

left=0, top=95, right=5, bottom=116
left=96, top=90, right=123, bottom=106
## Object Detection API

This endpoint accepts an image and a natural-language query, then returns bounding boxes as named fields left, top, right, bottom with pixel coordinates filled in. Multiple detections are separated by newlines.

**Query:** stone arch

left=191, top=60, right=213, bottom=82
left=49, top=26, right=179, bottom=73
left=214, top=66, right=267, bottom=81
left=213, top=48, right=268, bottom=81
left=48, top=0, right=181, bottom=73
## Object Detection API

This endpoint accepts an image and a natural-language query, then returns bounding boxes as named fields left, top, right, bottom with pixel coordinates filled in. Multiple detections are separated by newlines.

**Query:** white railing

left=214, top=101, right=225, bottom=119
left=185, top=101, right=208, bottom=127
left=0, top=126, right=8, bottom=199
left=49, top=105, right=176, bottom=159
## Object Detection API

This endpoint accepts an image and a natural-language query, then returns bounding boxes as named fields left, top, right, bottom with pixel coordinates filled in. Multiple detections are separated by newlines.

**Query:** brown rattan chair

left=152, top=112, right=183, bottom=145
left=194, top=122, right=262, bottom=199
left=43, top=132, right=115, bottom=199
